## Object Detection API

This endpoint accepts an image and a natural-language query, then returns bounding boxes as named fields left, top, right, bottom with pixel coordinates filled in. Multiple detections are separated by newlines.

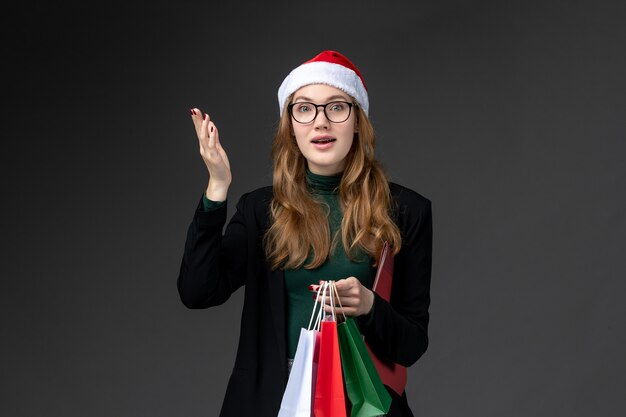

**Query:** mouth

left=311, top=136, right=336, bottom=144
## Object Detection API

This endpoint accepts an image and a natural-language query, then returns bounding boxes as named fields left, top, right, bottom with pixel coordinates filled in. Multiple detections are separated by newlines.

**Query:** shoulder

left=238, top=186, right=274, bottom=204
left=388, top=182, right=432, bottom=231
left=389, top=182, right=431, bottom=213
left=234, top=186, right=274, bottom=227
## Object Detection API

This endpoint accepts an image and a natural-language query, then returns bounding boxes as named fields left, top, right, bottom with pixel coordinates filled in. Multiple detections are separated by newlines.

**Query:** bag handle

left=331, top=281, right=347, bottom=323
left=307, top=283, right=325, bottom=331
left=328, top=281, right=336, bottom=322
left=309, top=280, right=348, bottom=329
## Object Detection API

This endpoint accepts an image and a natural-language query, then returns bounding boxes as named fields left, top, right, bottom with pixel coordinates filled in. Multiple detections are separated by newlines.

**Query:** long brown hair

left=264, top=99, right=402, bottom=270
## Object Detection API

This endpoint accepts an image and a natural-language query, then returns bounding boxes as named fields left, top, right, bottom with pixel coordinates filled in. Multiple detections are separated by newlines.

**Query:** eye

left=295, top=103, right=312, bottom=113
left=328, top=102, right=345, bottom=112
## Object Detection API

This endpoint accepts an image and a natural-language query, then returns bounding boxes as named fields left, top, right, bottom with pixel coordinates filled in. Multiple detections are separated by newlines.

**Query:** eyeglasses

left=287, top=101, right=354, bottom=124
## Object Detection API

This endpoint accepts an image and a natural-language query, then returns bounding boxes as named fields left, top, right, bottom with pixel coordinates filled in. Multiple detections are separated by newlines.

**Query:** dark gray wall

left=3, top=1, right=625, bottom=416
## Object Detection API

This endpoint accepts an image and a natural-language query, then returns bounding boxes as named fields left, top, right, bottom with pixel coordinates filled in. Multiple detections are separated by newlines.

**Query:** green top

left=284, top=170, right=374, bottom=359
left=201, top=170, right=375, bottom=359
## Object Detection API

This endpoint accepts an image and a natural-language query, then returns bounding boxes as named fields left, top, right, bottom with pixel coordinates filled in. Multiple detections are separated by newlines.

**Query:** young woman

left=178, top=51, right=432, bottom=417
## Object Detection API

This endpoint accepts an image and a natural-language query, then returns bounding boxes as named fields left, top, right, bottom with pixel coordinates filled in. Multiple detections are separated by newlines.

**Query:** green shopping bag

left=337, top=318, right=392, bottom=417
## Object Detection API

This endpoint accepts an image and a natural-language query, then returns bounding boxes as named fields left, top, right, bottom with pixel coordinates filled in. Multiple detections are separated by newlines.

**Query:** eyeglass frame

left=287, top=101, right=356, bottom=124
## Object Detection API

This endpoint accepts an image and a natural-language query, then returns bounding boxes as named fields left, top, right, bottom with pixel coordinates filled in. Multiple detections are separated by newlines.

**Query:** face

left=290, top=84, right=357, bottom=176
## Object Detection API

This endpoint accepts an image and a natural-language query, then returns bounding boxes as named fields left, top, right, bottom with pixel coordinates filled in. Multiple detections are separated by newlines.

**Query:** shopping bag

left=338, top=318, right=391, bottom=417
left=366, top=242, right=407, bottom=396
left=314, top=282, right=347, bottom=417
left=277, top=285, right=324, bottom=417
left=277, top=329, right=317, bottom=417
left=331, top=282, right=391, bottom=417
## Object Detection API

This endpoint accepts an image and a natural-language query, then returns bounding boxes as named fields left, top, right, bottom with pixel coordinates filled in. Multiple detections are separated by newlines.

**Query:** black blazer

left=178, top=184, right=432, bottom=417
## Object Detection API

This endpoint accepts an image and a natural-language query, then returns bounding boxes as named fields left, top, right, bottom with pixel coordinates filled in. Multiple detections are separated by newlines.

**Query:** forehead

left=292, top=84, right=350, bottom=102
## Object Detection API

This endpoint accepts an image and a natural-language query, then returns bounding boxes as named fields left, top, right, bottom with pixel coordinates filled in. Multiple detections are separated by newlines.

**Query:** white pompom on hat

left=277, top=50, right=369, bottom=116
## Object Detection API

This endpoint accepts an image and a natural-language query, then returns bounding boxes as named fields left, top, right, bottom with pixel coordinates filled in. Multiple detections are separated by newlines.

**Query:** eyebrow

left=292, top=94, right=350, bottom=102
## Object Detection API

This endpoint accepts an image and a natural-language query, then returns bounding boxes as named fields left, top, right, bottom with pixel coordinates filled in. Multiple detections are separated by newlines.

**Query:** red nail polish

left=210, top=126, right=214, bottom=133
left=308, top=285, right=314, bottom=290
left=203, top=113, right=208, bottom=120
left=190, top=108, right=196, bottom=115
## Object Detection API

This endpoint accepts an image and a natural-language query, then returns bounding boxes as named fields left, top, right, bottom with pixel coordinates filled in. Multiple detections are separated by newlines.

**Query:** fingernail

left=210, top=126, right=214, bottom=133
left=312, top=295, right=317, bottom=300
left=203, top=113, right=208, bottom=120
left=308, top=285, right=314, bottom=290
left=190, top=108, right=196, bottom=115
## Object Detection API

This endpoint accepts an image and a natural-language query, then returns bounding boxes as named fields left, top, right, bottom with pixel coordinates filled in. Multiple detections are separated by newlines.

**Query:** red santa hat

left=277, top=50, right=369, bottom=116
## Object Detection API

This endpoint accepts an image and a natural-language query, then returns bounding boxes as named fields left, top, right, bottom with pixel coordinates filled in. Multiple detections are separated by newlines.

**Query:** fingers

left=212, top=122, right=221, bottom=148
left=190, top=108, right=206, bottom=139
left=323, top=305, right=355, bottom=316
left=333, top=277, right=361, bottom=299
left=200, top=111, right=216, bottom=149
left=201, top=112, right=211, bottom=146
left=191, top=108, right=208, bottom=152
left=310, top=278, right=359, bottom=305
left=310, top=278, right=373, bottom=317
left=309, top=279, right=357, bottom=294
left=190, top=108, right=221, bottom=151
left=334, top=277, right=358, bottom=290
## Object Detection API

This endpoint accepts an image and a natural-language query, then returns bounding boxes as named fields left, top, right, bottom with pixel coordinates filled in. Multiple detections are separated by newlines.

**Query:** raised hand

left=190, top=108, right=231, bottom=201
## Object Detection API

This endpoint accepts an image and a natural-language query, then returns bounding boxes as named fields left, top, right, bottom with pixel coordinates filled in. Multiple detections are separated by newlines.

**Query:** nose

left=313, top=105, right=330, bottom=129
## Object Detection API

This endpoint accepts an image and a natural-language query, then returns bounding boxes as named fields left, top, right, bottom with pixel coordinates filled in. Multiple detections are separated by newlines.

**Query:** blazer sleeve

left=177, top=193, right=251, bottom=309
left=359, top=191, right=432, bottom=367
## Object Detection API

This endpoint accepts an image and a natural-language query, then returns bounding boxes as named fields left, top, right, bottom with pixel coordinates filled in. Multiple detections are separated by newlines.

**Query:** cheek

left=343, top=119, right=357, bottom=139
left=293, top=131, right=307, bottom=152
left=292, top=124, right=305, bottom=141
left=339, top=127, right=355, bottom=149
left=293, top=130, right=304, bottom=146
left=342, top=137, right=355, bottom=155
left=293, top=124, right=315, bottom=152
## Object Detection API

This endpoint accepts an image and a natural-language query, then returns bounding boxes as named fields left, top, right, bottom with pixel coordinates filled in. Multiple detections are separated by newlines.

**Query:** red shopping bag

left=313, top=282, right=347, bottom=417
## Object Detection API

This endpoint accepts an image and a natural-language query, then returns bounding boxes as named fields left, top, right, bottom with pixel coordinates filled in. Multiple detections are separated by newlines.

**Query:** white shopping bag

left=277, top=283, right=328, bottom=417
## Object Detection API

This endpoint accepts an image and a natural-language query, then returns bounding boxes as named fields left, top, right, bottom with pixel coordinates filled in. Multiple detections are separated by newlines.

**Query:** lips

left=311, top=135, right=336, bottom=144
